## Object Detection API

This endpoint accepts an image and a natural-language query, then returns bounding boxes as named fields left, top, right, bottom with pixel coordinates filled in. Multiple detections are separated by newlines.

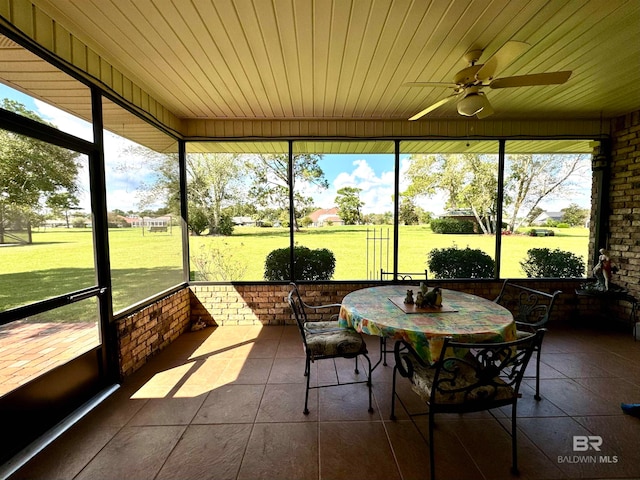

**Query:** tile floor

left=6, top=320, right=640, bottom=480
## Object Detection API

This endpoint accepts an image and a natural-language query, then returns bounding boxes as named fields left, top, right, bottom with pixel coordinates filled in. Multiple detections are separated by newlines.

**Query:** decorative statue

left=593, top=248, right=615, bottom=291
left=404, top=289, right=414, bottom=304
left=420, top=281, right=429, bottom=296
left=424, top=286, right=443, bottom=307
left=415, top=291, right=425, bottom=308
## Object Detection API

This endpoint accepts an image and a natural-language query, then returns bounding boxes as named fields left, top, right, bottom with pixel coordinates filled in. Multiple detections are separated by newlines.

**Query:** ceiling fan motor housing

left=454, top=65, right=483, bottom=86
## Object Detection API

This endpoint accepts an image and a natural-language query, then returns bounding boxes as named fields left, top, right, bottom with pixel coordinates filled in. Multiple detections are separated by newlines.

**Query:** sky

left=1, top=83, right=591, bottom=217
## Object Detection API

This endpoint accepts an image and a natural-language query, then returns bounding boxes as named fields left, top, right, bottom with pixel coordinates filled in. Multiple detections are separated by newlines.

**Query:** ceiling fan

left=405, top=41, right=572, bottom=120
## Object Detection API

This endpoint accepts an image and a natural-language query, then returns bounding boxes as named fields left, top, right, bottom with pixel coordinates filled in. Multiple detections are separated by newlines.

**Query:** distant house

left=308, top=207, right=343, bottom=226
left=232, top=216, right=255, bottom=226
left=439, top=208, right=476, bottom=223
left=124, top=216, right=171, bottom=228
left=438, top=208, right=481, bottom=233
left=532, top=211, right=564, bottom=225
left=43, top=219, right=68, bottom=228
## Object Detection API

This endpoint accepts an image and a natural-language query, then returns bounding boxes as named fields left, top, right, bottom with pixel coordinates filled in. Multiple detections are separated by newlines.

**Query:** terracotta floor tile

left=542, top=352, right=616, bottom=378
left=318, top=383, right=378, bottom=421
left=319, top=422, right=401, bottom=480
left=573, top=415, right=640, bottom=478
left=215, top=357, right=274, bottom=385
left=454, top=418, right=565, bottom=480
left=383, top=419, right=431, bottom=480
left=7, top=323, right=640, bottom=480
left=517, top=416, right=595, bottom=478
left=8, top=423, right=120, bottom=480
left=535, top=378, right=622, bottom=416
left=192, top=384, right=264, bottom=424
left=411, top=418, right=485, bottom=480
left=74, top=425, right=186, bottom=480
left=155, top=424, right=252, bottom=480
left=238, top=422, right=319, bottom=480
left=267, top=356, right=311, bottom=384
left=255, top=383, right=318, bottom=422
left=127, top=393, right=207, bottom=425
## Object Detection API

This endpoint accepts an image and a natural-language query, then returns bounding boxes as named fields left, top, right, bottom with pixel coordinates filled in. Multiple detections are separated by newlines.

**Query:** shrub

left=264, top=245, right=336, bottom=281
left=188, top=206, right=209, bottom=235
left=556, top=222, right=570, bottom=228
left=430, top=218, right=475, bottom=234
left=215, top=213, right=234, bottom=236
left=191, top=241, right=248, bottom=281
left=427, top=246, right=495, bottom=279
left=520, top=247, right=585, bottom=278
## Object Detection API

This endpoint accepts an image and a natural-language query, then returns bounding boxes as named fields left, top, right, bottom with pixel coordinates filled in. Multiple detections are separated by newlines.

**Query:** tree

left=186, top=153, right=246, bottom=235
left=135, top=149, right=247, bottom=235
left=561, top=203, right=589, bottom=227
left=404, top=154, right=499, bottom=233
left=47, top=192, right=81, bottom=228
left=246, top=153, right=328, bottom=231
left=525, top=206, right=544, bottom=226
left=504, top=154, right=588, bottom=232
left=0, top=100, right=81, bottom=243
left=335, top=187, right=364, bottom=225
left=399, top=198, right=419, bottom=225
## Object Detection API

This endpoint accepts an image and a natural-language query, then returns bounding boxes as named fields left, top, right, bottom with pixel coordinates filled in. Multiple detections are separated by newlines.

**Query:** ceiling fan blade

left=403, top=82, right=458, bottom=88
left=476, top=96, right=494, bottom=119
left=489, top=71, right=572, bottom=88
left=408, top=94, right=458, bottom=121
left=476, top=41, right=530, bottom=82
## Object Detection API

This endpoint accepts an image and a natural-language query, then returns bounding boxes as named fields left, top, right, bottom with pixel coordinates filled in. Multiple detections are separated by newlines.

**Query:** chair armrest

left=393, top=340, right=429, bottom=379
left=304, top=302, right=342, bottom=310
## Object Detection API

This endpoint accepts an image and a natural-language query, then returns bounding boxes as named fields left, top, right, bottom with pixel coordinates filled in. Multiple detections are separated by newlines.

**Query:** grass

left=190, top=224, right=589, bottom=280
left=1, top=227, right=183, bottom=317
left=1, top=225, right=589, bottom=318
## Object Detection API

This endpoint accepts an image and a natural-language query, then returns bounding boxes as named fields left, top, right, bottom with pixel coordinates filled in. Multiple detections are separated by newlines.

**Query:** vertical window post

left=494, top=139, right=506, bottom=279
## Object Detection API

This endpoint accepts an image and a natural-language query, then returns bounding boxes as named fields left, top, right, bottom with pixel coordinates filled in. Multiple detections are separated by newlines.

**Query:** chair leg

left=354, top=355, right=360, bottom=375
left=429, top=409, right=436, bottom=480
left=390, top=365, right=398, bottom=420
left=534, top=347, right=542, bottom=401
left=381, top=337, right=388, bottom=366
left=511, top=403, right=519, bottom=475
left=364, top=354, right=373, bottom=413
left=303, top=357, right=311, bottom=415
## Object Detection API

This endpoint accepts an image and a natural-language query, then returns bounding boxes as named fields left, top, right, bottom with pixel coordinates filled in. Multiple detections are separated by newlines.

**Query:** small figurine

left=593, top=248, right=617, bottom=291
left=404, top=289, right=414, bottom=304
left=420, top=281, right=429, bottom=296
left=424, top=287, right=442, bottom=307
left=415, top=291, right=425, bottom=308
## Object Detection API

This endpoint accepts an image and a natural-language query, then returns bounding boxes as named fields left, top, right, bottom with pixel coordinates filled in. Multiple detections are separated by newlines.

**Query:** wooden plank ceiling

left=22, top=0, right=639, bottom=124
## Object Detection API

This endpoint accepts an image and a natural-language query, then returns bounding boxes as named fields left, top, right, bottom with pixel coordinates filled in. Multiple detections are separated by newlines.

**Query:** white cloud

left=34, top=99, right=93, bottom=142
left=310, top=159, right=395, bottom=214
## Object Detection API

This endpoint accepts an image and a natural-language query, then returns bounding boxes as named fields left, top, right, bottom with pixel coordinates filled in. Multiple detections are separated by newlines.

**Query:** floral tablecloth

left=338, top=285, right=516, bottom=365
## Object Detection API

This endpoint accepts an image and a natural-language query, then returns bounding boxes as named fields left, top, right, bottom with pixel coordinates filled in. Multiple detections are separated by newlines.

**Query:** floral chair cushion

left=304, top=322, right=366, bottom=359
left=406, top=354, right=515, bottom=406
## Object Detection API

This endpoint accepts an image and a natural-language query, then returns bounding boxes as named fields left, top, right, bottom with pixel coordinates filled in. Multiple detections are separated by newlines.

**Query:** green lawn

left=1, top=225, right=589, bottom=317
left=190, top=224, right=589, bottom=281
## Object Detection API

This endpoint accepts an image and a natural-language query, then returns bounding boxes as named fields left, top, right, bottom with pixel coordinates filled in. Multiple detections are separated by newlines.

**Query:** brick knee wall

left=115, top=277, right=630, bottom=380
left=116, top=288, right=191, bottom=378
left=188, top=280, right=584, bottom=327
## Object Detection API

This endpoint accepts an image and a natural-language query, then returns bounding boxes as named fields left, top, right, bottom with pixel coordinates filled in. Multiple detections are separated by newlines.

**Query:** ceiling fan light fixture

left=457, top=93, right=485, bottom=116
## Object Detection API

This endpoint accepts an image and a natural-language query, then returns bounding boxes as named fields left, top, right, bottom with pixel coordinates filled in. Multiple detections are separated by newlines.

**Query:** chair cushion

left=407, top=355, right=515, bottom=406
left=304, top=321, right=344, bottom=333
left=304, top=323, right=367, bottom=359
